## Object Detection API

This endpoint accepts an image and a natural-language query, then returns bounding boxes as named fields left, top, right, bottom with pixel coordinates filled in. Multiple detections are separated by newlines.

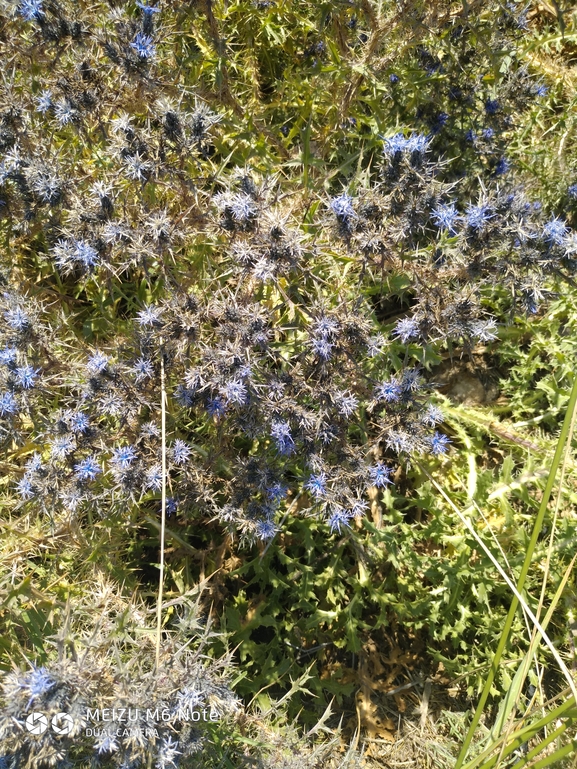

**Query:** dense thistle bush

left=0, top=589, right=240, bottom=768
left=0, top=0, right=576, bottom=763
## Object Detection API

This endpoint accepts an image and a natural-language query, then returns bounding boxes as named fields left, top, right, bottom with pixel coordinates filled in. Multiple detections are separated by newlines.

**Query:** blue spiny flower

left=75, top=456, right=102, bottom=481
left=111, top=445, right=137, bottom=470
left=130, top=33, right=156, bottom=60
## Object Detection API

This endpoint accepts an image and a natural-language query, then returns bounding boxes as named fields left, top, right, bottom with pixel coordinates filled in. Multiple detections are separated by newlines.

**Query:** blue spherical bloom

left=111, top=445, right=137, bottom=470
left=146, top=465, right=163, bottom=492
left=383, top=132, right=408, bottom=156
left=206, top=396, right=226, bottom=418
left=485, top=98, right=500, bottom=115
left=136, top=0, right=160, bottom=13
left=172, top=439, right=191, bottom=465
left=23, top=666, right=55, bottom=706
left=74, top=456, right=102, bottom=481
left=35, top=89, right=53, bottom=113
left=311, top=337, right=334, bottom=361
left=0, top=392, right=18, bottom=417
left=130, top=32, right=156, bottom=60
left=86, top=352, right=110, bottom=375
left=0, top=347, right=18, bottom=366
left=132, top=357, right=154, bottom=382
left=328, top=506, right=353, bottom=534
left=375, top=379, right=401, bottom=403
left=16, top=476, right=35, bottom=499
left=305, top=472, right=327, bottom=499
left=266, top=483, right=288, bottom=503
left=270, top=419, right=295, bottom=455
left=220, top=380, right=248, bottom=405
left=255, top=518, right=278, bottom=541
left=534, top=84, right=548, bottom=97
left=421, top=404, right=444, bottom=427
left=494, top=157, right=510, bottom=175
left=4, top=307, right=30, bottom=331
left=336, top=392, right=359, bottom=418
left=368, top=462, right=393, bottom=488
left=136, top=305, right=163, bottom=327
left=351, top=499, right=369, bottom=518
left=314, top=316, right=340, bottom=338
left=406, top=133, right=431, bottom=154
left=329, top=193, right=356, bottom=221
left=389, top=73, right=399, bottom=84
left=229, top=193, right=258, bottom=223
left=465, top=129, right=476, bottom=142
left=393, top=317, right=420, bottom=343
left=166, top=498, right=178, bottom=517
left=14, top=365, right=39, bottom=389
left=431, top=203, right=460, bottom=234
left=18, top=0, right=44, bottom=21
left=568, top=184, right=577, bottom=199
left=482, top=127, right=495, bottom=140
left=465, top=203, right=493, bottom=232
left=542, top=217, right=568, bottom=245
left=68, top=411, right=90, bottom=433
left=428, top=431, right=451, bottom=455
left=51, top=436, right=75, bottom=460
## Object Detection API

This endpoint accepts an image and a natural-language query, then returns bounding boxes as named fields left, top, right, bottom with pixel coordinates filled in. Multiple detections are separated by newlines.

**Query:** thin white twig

left=155, top=342, right=167, bottom=670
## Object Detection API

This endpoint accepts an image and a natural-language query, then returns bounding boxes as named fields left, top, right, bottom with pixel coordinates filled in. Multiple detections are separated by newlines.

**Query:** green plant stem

left=455, top=373, right=577, bottom=769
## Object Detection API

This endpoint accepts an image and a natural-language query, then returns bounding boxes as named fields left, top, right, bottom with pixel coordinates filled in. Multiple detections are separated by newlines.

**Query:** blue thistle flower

left=375, top=379, right=401, bottom=403
left=136, top=304, right=163, bottom=327
left=16, top=476, right=35, bottom=499
left=68, top=410, right=90, bottom=433
left=270, top=419, right=295, bottom=455
left=18, top=0, right=44, bottom=21
left=431, top=203, right=460, bottom=234
left=14, top=365, right=39, bottom=389
left=568, top=184, right=577, bottom=200
left=327, top=506, right=353, bottom=534
left=542, top=217, right=568, bottom=245
left=465, top=129, right=476, bottom=142
left=311, top=337, right=334, bottom=361
left=74, top=456, right=102, bottom=481
left=23, top=666, right=55, bottom=708
left=132, top=357, right=154, bottom=382
left=329, top=193, right=356, bottom=221
left=305, top=472, right=327, bottom=499
left=255, top=518, right=278, bottom=540
left=534, top=84, right=548, bottom=97
left=421, top=404, right=444, bottom=427
left=86, top=352, right=110, bottom=375
left=336, top=392, right=359, bottom=417
left=4, top=307, right=30, bottom=331
left=465, top=203, right=494, bottom=232
left=494, top=157, right=510, bottom=175
left=111, top=445, right=137, bottom=470
left=50, top=436, right=75, bottom=460
left=0, top=347, right=18, bottom=366
left=266, top=482, right=288, bottom=503
left=136, top=1, right=160, bottom=13
left=145, top=465, right=163, bottom=491
left=428, top=431, right=451, bottom=455
left=172, top=439, right=191, bottom=465
left=206, top=396, right=226, bottom=418
left=166, top=498, right=178, bottom=517
left=53, top=99, right=78, bottom=126
left=0, top=392, right=18, bottom=417
left=393, top=317, right=420, bottom=343
left=130, top=32, right=156, bottom=60
left=35, top=90, right=53, bottom=113
left=484, top=98, right=500, bottom=115
left=220, top=380, right=248, bottom=405
left=389, top=73, right=399, bottom=84
left=368, top=462, right=393, bottom=488
left=482, top=127, right=495, bottom=140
